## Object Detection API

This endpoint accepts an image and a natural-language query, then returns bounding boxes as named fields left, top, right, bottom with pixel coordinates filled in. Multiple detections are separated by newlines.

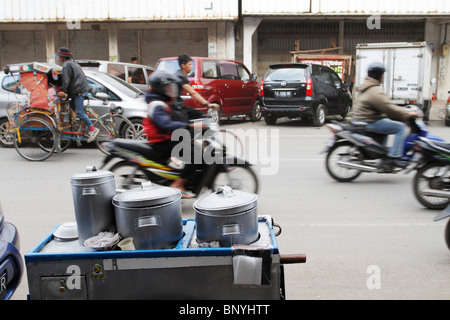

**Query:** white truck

left=355, top=42, right=435, bottom=120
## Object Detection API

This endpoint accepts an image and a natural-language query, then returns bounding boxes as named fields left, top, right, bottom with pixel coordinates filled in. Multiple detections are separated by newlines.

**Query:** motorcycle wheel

left=325, top=141, right=363, bottom=182
left=413, top=162, right=450, bottom=210
left=109, top=161, right=153, bottom=192
left=212, top=165, right=259, bottom=194
left=445, top=220, right=450, bottom=251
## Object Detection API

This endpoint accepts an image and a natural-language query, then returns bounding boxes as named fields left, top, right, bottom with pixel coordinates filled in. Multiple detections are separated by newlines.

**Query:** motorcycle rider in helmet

left=143, top=71, right=206, bottom=198
left=352, top=62, right=420, bottom=170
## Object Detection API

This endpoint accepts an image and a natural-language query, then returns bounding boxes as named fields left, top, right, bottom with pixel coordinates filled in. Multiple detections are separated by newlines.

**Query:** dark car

left=155, top=57, right=261, bottom=123
left=0, top=202, right=23, bottom=300
left=260, top=63, right=352, bottom=126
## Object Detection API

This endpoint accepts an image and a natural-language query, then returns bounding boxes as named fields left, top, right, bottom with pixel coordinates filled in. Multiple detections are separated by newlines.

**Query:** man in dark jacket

left=56, top=47, right=99, bottom=143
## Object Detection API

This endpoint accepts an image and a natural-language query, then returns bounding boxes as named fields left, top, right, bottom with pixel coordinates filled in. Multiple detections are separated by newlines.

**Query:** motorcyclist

left=143, top=71, right=205, bottom=198
left=352, top=62, right=420, bottom=169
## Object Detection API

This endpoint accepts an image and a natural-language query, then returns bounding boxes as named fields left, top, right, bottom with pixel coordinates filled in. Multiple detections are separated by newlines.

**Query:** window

left=237, top=64, right=251, bottom=81
left=219, top=61, right=239, bottom=80
left=128, top=67, right=146, bottom=85
left=202, top=60, right=219, bottom=79
left=87, top=78, right=120, bottom=101
left=156, top=59, right=195, bottom=77
left=321, top=68, right=342, bottom=89
left=1, top=75, right=21, bottom=93
left=265, top=67, right=307, bottom=82
left=107, top=64, right=126, bottom=81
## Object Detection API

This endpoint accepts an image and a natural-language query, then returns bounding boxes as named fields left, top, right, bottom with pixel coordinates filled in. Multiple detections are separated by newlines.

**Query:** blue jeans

left=70, top=92, right=93, bottom=129
left=366, top=118, right=407, bottom=158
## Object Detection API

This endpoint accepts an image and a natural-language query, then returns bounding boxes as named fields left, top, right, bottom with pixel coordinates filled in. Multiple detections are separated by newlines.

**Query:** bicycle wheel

left=94, top=114, right=137, bottom=154
left=212, top=165, right=259, bottom=194
left=14, top=117, right=56, bottom=161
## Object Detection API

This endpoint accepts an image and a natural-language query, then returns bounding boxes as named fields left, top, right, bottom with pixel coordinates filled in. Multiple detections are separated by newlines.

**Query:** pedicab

left=4, top=62, right=136, bottom=161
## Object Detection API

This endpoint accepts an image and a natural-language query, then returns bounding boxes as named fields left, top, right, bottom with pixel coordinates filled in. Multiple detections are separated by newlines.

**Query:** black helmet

left=150, top=71, right=179, bottom=98
left=367, top=62, right=386, bottom=81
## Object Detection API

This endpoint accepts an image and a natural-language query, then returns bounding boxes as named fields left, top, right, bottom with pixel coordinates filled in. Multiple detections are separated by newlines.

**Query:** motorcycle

left=323, top=106, right=444, bottom=182
left=100, top=117, right=259, bottom=197
left=434, top=205, right=450, bottom=251
left=411, top=136, right=450, bottom=210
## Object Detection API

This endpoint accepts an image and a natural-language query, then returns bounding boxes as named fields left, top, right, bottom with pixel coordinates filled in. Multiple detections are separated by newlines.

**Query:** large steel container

left=71, top=166, right=116, bottom=245
left=194, top=186, right=259, bottom=246
left=112, top=182, right=183, bottom=250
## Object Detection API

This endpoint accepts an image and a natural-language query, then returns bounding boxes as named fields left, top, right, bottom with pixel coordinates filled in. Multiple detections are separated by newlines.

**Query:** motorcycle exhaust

left=421, top=189, right=450, bottom=199
left=337, top=161, right=378, bottom=172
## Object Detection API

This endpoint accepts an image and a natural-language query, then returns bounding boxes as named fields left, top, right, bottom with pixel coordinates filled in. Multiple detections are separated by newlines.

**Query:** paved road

left=2, top=117, right=450, bottom=300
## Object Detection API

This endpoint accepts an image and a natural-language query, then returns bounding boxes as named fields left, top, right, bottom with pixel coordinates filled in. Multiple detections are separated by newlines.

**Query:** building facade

left=1, top=0, right=450, bottom=98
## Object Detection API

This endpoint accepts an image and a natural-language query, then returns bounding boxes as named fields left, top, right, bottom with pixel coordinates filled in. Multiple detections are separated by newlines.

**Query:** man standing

left=56, top=47, right=99, bottom=143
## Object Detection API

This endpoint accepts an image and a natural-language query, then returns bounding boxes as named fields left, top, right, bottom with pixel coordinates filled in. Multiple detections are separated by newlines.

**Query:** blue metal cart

left=25, top=216, right=305, bottom=300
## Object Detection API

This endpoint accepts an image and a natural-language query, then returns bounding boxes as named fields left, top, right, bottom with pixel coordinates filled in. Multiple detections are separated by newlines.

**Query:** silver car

left=0, top=69, right=148, bottom=147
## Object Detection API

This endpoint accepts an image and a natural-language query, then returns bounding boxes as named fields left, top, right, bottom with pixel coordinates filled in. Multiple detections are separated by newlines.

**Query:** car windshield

left=155, top=59, right=195, bottom=77
left=265, top=67, right=307, bottom=82
left=92, top=72, right=144, bottom=98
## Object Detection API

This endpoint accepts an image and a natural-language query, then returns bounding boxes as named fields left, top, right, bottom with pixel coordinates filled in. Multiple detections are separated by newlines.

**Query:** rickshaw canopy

left=4, top=62, right=62, bottom=110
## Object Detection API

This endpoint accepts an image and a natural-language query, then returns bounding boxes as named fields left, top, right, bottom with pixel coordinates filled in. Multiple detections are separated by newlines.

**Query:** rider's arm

left=60, top=62, right=73, bottom=95
left=372, top=87, right=413, bottom=121
left=181, top=84, right=219, bottom=110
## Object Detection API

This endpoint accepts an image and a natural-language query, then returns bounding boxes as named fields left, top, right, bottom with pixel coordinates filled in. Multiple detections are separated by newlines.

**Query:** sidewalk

left=430, top=100, right=446, bottom=121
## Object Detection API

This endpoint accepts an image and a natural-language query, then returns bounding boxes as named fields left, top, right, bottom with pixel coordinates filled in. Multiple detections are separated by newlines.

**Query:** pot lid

left=71, top=166, right=114, bottom=185
left=113, top=181, right=181, bottom=208
left=193, top=186, right=258, bottom=215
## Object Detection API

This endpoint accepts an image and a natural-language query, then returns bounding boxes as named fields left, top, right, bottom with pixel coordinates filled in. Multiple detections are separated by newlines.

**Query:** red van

left=155, top=57, right=261, bottom=122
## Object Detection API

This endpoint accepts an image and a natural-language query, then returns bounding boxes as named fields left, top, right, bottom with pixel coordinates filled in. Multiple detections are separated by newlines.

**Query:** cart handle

left=280, top=254, right=307, bottom=264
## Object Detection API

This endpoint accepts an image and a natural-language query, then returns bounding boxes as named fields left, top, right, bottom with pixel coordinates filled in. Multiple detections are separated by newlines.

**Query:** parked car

left=155, top=57, right=261, bottom=123
left=260, top=63, right=352, bottom=126
left=0, top=68, right=148, bottom=147
left=445, top=91, right=450, bottom=126
left=0, top=202, right=23, bottom=300
left=78, top=60, right=154, bottom=92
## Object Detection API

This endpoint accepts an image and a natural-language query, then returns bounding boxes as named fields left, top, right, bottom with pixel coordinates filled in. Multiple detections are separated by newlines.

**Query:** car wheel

left=208, top=104, right=222, bottom=124
left=313, top=104, right=326, bottom=127
left=130, top=118, right=145, bottom=140
left=341, top=102, right=351, bottom=120
left=250, top=100, right=262, bottom=122
left=264, top=115, right=277, bottom=125
left=0, top=118, right=14, bottom=148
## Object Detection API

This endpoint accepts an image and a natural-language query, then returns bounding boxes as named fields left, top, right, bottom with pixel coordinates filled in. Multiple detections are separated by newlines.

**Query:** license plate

left=0, top=272, right=6, bottom=299
left=275, top=91, right=292, bottom=98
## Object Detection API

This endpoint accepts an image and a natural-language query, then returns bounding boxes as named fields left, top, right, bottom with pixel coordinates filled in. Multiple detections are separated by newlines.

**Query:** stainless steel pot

left=193, top=186, right=259, bottom=246
left=71, top=166, right=116, bottom=245
left=112, top=182, right=183, bottom=250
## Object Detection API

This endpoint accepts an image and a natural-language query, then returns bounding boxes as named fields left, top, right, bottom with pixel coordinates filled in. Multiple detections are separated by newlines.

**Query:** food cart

left=25, top=216, right=305, bottom=300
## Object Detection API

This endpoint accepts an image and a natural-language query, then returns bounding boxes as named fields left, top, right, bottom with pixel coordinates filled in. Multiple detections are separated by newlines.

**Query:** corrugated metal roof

left=0, top=0, right=239, bottom=22
left=243, top=0, right=450, bottom=15
left=242, top=0, right=311, bottom=15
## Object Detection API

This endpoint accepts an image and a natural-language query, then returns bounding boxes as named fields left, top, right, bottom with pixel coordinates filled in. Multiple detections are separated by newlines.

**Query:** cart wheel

left=14, top=117, right=56, bottom=161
